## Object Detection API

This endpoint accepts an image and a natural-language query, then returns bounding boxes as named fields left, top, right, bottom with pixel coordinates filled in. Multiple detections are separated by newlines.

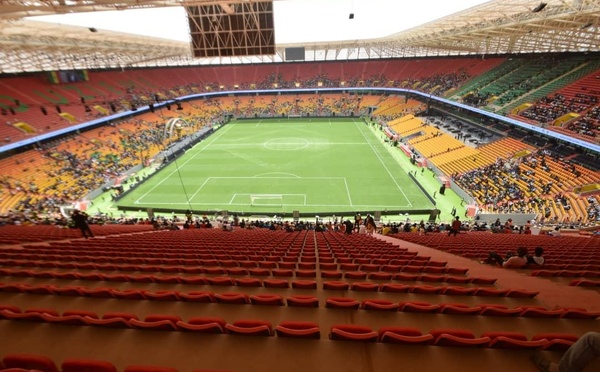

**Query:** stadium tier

left=2, top=31, right=600, bottom=372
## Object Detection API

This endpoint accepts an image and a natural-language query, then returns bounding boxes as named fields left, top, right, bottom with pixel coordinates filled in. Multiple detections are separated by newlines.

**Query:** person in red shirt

left=448, top=216, right=461, bottom=236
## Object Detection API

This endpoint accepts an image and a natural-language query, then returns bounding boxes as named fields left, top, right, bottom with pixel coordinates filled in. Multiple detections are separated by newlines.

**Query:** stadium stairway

left=0, top=228, right=599, bottom=372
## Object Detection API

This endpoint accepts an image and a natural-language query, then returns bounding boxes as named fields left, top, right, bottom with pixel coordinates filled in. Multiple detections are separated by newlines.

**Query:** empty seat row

left=0, top=259, right=462, bottom=274
left=350, top=300, right=599, bottom=319
left=331, top=325, right=579, bottom=350
left=531, top=270, right=600, bottom=278
left=1, top=353, right=233, bottom=372
left=0, top=307, right=317, bottom=339
left=0, top=278, right=528, bottom=301
left=569, top=279, right=600, bottom=287
left=0, top=306, right=584, bottom=351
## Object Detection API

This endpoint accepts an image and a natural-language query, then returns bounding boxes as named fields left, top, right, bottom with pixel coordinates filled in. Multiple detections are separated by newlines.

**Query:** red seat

left=271, top=269, right=293, bottom=277
left=394, top=273, right=419, bottom=281
left=249, top=294, right=284, bottom=306
left=291, top=280, right=317, bottom=289
left=410, top=285, right=442, bottom=294
left=478, top=304, right=522, bottom=317
left=441, top=286, right=476, bottom=296
left=111, top=289, right=147, bottom=300
left=418, top=274, right=445, bottom=282
left=213, top=293, right=250, bottom=304
left=402, top=265, right=423, bottom=273
left=560, top=308, right=600, bottom=319
left=430, top=328, right=491, bottom=347
left=399, top=301, right=440, bottom=313
left=519, top=306, right=564, bottom=318
left=24, top=284, right=55, bottom=295
left=247, top=268, right=270, bottom=276
left=204, top=267, right=227, bottom=275
left=367, top=272, right=393, bottom=280
left=361, top=299, right=399, bottom=311
left=124, top=365, right=179, bottom=372
left=130, top=314, right=181, bottom=331
left=483, top=331, right=548, bottom=349
left=360, top=264, right=379, bottom=272
left=319, top=263, right=338, bottom=270
left=177, top=317, right=226, bottom=333
left=378, top=327, right=434, bottom=345
left=225, top=320, right=273, bottom=336
left=5, top=308, right=57, bottom=322
left=444, top=276, right=472, bottom=284
left=339, top=263, right=359, bottom=271
left=286, top=295, right=319, bottom=308
left=145, top=291, right=180, bottom=301
left=262, top=279, right=289, bottom=288
left=2, top=353, right=59, bottom=372
left=379, top=283, right=410, bottom=293
left=152, top=275, right=181, bottom=284
left=179, top=276, right=206, bottom=285
left=61, top=359, right=118, bottom=372
left=506, top=289, right=539, bottom=298
left=329, top=324, right=378, bottom=342
left=321, top=271, right=343, bottom=278
left=326, top=297, right=360, bottom=309
left=470, top=277, right=497, bottom=284
left=381, top=265, right=401, bottom=273
left=532, top=333, right=579, bottom=351
left=344, top=271, right=369, bottom=279
left=179, top=291, right=214, bottom=303
left=322, top=281, right=350, bottom=290
left=439, top=303, right=482, bottom=316
left=295, top=270, right=316, bottom=278
left=473, top=288, right=509, bottom=297
left=275, top=321, right=320, bottom=339
left=350, top=282, right=379, bottom=292
left=225, top=268, right=247, bottom=275
left=235, top=278, right=262, bottom=287
left=80, top=287, right=114, bottom=298
left=85, top=312, right=137, bottom=329
left=44, top=310, right=99, bottom=326
left=206, top=277, right=236, bottom=286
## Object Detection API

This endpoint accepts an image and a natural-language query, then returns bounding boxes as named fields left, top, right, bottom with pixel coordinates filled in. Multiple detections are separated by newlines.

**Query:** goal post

left=250, top=194, right=284, bottom=207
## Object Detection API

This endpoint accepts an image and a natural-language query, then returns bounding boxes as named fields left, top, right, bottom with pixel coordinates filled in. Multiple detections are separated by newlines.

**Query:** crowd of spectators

left=519, top=93, right=592, bottom=123
left=566, top=105, right=599, bottom=138
left=452, top=149, right=598, bottom=224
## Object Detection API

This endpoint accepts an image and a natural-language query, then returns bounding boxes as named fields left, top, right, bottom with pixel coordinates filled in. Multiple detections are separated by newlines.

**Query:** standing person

left=448, top=216, right=461, bottom=236
left=71, top=209, right=94, bottom=238
left=344, top=219, right=353, bottom=235
left=365, top=214, right=376, bottom=236
left=354, top=213, right=362, bottom=233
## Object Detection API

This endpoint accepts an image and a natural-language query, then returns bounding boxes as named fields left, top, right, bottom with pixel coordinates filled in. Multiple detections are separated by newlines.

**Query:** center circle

left=264, top=138, right=310, bottom=151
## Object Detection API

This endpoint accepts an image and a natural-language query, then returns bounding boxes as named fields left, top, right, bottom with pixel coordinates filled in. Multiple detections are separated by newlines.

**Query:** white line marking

left=353, top=120, right=413, bottom=207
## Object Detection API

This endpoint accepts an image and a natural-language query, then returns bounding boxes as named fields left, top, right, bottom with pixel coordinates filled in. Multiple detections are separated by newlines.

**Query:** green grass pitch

left=117, top=118, right=434, bottom=215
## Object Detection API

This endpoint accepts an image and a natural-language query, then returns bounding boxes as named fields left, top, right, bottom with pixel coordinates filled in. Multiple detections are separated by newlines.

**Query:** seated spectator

left=483, top=247, right=529, bottom=268
left=549, top=226, right=561, bottom=237
left=532, top=331, right=600, bottom=372
left=527, top=246, right=545, bottom=266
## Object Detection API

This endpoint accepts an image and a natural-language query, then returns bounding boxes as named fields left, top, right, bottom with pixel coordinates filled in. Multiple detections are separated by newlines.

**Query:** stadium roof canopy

left=0, top=0, right=598, bottom=73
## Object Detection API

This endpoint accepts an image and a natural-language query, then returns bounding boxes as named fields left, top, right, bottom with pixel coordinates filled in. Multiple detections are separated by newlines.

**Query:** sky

left=29, top=0, right=491, bottom=44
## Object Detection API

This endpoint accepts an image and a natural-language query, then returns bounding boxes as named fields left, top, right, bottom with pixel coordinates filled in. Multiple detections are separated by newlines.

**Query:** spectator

left=527, top=246, right=545, bottom=266
left=483, top=246, right=528, bottom=268
left=532, top=332, right=600, bottom=372
left=71, top=209, right=94, bottom=239
left=448, top=216, right=461, bottom=236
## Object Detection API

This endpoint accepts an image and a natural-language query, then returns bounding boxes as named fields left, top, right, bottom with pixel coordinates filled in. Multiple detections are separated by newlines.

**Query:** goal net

left=250, top=194, right=284, bottom=207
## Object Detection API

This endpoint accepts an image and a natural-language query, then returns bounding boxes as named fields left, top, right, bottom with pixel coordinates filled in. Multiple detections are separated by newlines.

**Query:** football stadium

left=0, top=0, right=599, bottom=371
